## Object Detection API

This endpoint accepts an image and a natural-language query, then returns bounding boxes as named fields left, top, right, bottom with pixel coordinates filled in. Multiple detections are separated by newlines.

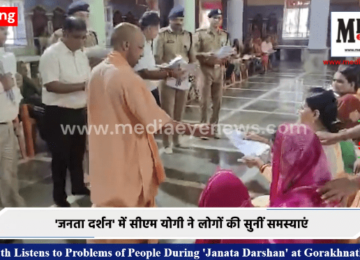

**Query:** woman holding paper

left=197, top=124, right=339, bottom=244
left=244, top=89, right=346, bottom=180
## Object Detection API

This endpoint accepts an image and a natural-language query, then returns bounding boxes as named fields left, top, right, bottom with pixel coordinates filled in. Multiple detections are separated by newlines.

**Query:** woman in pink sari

left=196, top=124, right=338, bottom=244
left=195, top=169, right=263, bottom=244
left=270, top=124, right=336, bottom=208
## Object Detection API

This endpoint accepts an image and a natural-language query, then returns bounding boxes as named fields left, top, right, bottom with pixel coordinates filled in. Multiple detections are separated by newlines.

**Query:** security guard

left=49, top=1, right=98, bottom=48
left=195, top=9, right=230, bottom=139
left=154, top=6, right=196, bottom=154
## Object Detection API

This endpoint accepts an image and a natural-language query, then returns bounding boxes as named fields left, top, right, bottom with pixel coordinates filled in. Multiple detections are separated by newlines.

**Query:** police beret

left=68, top=1, right=90, bottom=16
left=208, top=9, right=222, bottom=18
left=168, top=5, right=184, bottom=19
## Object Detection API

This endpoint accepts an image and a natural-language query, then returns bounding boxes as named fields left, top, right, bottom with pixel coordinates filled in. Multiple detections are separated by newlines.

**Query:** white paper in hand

left=242, top=54, right=252, bottom=60
left=157, top=56, right=185, bottom=69
left=85, top=46, right=111, bottom=59
left=0, top=52, right=16, bottom=75
left=215, top=46, right=235, bottom=59
left=225, top=129, right=270, bottom=157
left=160, top=56, right=196, bottom=90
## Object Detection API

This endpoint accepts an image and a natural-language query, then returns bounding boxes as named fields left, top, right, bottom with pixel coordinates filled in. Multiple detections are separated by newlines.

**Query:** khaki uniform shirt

left=49, top=28, right=98, bottom=48
left=154, top=26, right=195, bottom=65
left=195, top=27, right=230, bottom=82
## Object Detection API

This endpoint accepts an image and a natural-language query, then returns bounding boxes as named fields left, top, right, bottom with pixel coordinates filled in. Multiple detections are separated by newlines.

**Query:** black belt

left=0, top=122, right=8, bottom=125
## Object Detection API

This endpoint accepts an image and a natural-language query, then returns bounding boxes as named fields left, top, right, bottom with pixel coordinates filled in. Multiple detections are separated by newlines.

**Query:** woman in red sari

left=333, top=65, right=360, bottom=173
left=333, top=65, right=360, bottom=130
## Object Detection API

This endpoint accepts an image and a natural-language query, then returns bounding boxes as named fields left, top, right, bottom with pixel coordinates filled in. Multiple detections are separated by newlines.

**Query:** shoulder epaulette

left=196, top=28, right=207, bottom=33
left=159, top=27, right=170, bottom=34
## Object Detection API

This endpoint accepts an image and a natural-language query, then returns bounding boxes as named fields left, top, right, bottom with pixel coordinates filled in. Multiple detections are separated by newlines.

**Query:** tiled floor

left=13, top=61, right=335, bottom=244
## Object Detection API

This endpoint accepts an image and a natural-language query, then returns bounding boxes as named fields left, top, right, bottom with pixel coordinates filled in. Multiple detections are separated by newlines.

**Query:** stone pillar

left=173, top=0, right=196, bottom=32
left=82, top=0, right=107, bottom=47
left=303, top=0, right=330, bottom=74
left=227, top=0, right=244, bottom=42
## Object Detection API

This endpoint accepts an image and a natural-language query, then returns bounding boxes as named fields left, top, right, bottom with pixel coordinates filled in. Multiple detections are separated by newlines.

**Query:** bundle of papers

left=157, top=56, right=197, bottom=90
left=0, top=52, right=16, bottom=75
left=264, top=50, right=276, bottom=54
left=215, top=46, right=235, bottom=59
left=0, top=52, right=21, bottom=103
left=242, top=54, right=253, bottom=60
left=225, top=129, right=270, bottom=157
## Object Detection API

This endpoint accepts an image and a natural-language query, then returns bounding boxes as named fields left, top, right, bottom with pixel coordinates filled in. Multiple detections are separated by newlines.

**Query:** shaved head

left=111, top=23, right=144, bottom=67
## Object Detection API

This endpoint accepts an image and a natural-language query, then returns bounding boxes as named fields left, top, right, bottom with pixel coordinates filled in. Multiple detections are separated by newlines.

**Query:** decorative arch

left=266, top=13, right=278, bottom=34
left=113, top=10, right=123, bottom=27
left=31, top=5, right=48, bottom=37
left=251, top=14, right=263, bottom=39
left=52, top=7, right=66, bottom=32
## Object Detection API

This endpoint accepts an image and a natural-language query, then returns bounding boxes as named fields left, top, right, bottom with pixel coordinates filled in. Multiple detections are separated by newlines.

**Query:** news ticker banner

left=0, top=245, right=360, bottom=259
left=0, top=208, right=359, bottom=240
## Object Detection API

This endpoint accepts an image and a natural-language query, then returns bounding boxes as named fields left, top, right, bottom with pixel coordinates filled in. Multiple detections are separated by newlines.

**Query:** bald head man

left=111, top=22, right=145, bottom=67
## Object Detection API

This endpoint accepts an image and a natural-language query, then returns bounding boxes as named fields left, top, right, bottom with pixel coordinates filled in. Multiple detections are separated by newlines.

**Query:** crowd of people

left=1, top=0, right=360, bottom=245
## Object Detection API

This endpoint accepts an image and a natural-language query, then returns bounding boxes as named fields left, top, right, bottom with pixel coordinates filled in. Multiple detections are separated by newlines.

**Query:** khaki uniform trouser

left=200, top=65, right=223, bottom=128
left=0, top=123, right=25, bottom=207
left=160, top=83, right=188, bottom=147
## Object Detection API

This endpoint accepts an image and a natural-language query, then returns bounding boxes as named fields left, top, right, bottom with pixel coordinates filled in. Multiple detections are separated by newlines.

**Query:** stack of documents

left=157, top=56, right=197, bottom=90
left=215, top=46, right=235, bottom=59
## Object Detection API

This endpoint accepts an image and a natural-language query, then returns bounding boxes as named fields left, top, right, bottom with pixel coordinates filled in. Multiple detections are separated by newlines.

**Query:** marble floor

left=12, top=61, right=335, bottom=244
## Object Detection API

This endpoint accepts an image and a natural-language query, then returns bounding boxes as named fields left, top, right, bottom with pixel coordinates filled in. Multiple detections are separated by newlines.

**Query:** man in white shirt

left=135, top=11, right=182, bottom=106
left=0, top=27, right=25, bottom=210
left=39, top=17, right=91, bottom=207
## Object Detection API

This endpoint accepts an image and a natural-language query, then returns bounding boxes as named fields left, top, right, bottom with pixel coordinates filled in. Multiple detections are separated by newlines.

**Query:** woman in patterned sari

left=197, top=125, right=339, bottom=244
left=244, top=88, right=346, bottom=182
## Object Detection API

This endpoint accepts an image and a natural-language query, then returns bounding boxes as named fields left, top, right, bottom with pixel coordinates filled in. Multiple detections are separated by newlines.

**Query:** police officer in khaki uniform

left=154, top=6, right=196, bottom=154
left=195, top=9, right=230, bottom=139
left=49, top=1, right=98, bottom=48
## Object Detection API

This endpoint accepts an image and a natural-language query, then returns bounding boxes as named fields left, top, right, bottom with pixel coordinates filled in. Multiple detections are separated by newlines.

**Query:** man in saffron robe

left=87, top=23, right=213, bottom=243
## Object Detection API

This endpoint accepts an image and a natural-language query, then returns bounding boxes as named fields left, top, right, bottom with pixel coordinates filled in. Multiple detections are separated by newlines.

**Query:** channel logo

left=0, top=7, right=18, bottom=26
left=331, top=12, right=360, bottom=57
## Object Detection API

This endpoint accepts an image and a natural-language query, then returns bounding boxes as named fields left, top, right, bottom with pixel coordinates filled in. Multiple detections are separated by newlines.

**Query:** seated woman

left=244, top=88, right=346, bottom=181
left=225, top=39, right=242, bottom=84
left=197, top=124, right=339, bottom=244
left=252, top=37, right=264, bottom=73
left=261, top=35, right=274, bottom=72
left=231, top=39, right=247, bottom=82
left=196, top=169, right=262, bottom=244
left=241, top=38, right=255, bottom=75
left=332, top=65, right=360, bottom=173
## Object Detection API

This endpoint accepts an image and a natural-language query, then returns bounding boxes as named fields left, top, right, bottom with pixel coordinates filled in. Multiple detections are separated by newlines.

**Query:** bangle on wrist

left=260, top=164, right=270, bottom=173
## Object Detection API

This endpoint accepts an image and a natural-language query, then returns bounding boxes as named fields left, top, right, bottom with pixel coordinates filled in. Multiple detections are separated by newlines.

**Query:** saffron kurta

left=87, top=51, right=171, bottom=208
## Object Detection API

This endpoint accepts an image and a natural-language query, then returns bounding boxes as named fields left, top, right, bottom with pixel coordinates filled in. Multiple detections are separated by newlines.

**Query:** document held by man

left=157, top=56, right=197, bottom=90
left=215, top=46, right=235, bottom=59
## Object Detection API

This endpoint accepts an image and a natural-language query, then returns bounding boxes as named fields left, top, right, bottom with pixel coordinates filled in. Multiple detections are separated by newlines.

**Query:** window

left=282, top=0, right=310, bottom=39
left=0, top=0, right=26, bottom=45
